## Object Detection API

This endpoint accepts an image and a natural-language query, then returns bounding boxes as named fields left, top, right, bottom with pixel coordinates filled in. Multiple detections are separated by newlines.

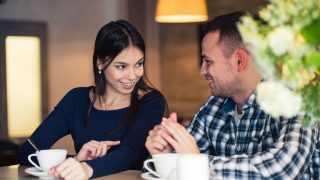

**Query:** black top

left=18, top=87, right=165, bottom=178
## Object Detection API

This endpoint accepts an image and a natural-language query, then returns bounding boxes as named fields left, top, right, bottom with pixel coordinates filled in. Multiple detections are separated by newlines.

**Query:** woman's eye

left=116, top=65, right=125, bottom=69
left=136, top=62, right=144, bottom=67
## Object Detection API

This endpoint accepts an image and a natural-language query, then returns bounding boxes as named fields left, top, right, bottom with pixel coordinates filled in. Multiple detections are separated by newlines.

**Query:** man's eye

left=207, top=60, right=213, bottom=65
left=202, top=59, right=211, bottom=65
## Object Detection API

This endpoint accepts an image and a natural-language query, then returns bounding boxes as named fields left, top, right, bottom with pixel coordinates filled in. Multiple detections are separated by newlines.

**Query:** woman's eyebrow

left=113, top=61, right=128, bottom=65
left=113, top=57, right=144, bottom=65
left=136, top=58, right=145, bottom=63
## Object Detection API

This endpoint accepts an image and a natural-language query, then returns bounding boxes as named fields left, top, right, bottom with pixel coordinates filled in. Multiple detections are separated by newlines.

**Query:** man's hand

left=145, top=113, right=179, bottom=155
left=146, top=112, right=200, bottom=154
left=146, top=124, right=174, bottom=155
left=76, top=140, right=120, bottom=161
left=161, top=114, right=200, bottom=154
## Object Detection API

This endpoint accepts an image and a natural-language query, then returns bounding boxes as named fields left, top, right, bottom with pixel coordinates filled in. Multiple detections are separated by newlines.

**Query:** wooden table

left=0, top=165, right=144, bottom=179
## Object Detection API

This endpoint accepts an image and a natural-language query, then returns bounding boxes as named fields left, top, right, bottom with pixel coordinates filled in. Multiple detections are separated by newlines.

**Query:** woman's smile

left=120, top=81, right=136, bottom=89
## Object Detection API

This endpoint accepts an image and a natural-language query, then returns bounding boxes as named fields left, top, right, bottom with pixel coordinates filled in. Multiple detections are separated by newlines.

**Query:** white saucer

left=141, top=172, right=164, bottom=180
left=25, top=167, right=55, bottom=179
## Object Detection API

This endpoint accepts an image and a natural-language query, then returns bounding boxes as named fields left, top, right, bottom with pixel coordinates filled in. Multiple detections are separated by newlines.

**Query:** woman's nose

left=126, top=68, right=136, bottom=80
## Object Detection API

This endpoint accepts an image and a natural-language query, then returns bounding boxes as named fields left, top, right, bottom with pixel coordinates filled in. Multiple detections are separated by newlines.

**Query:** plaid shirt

left=187, top=92, right=320, bottom=179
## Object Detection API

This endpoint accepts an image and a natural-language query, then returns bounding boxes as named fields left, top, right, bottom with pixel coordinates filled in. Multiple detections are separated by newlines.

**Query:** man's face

left=200, top=31, right=239, bottom=97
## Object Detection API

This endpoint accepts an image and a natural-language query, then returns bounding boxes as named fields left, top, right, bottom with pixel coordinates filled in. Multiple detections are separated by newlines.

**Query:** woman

left=17, top=20, right=167, bottom=179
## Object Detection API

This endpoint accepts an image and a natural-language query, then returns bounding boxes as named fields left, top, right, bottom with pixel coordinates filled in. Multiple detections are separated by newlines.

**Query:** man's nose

left=200, top=63, right=207, bottom=76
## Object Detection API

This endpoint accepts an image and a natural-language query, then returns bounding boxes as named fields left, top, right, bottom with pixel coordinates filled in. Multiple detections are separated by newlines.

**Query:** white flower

left=267, top=27, right=294, bottom=56
left=239, top=0, right=320, bottom=124
left=256, top=81, right=302, bottom=118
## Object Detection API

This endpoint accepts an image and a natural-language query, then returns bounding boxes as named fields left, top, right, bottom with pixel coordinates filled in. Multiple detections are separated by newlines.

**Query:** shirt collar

left=220, top=91, right=259, bottom=114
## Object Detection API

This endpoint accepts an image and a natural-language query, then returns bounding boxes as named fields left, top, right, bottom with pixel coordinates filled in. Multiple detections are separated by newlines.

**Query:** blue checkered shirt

left=187, top=92, right=320, bottom=179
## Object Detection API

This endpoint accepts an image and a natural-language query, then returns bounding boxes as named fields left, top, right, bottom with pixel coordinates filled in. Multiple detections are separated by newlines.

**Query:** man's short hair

left=203, top=11, right=245, bottom=58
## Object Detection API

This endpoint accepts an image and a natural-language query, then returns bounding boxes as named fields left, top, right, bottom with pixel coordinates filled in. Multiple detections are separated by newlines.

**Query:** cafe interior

left=0, top=0, right=268, bottom=167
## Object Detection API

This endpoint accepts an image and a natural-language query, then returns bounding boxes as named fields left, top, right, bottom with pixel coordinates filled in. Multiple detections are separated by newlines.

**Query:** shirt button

left=236, top=146, right=241, bottom=151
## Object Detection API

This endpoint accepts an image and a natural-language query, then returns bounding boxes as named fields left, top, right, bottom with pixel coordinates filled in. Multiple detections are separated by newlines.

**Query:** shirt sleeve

left=85, top=91, right=165, bottom=178
left=17, top=89, right=76, bottom=165
left=187, top=96, right=215, bottom=154
left=210, top=116, right=315, bottom=179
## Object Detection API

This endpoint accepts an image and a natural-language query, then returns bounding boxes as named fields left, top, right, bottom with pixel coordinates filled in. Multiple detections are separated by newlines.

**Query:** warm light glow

left=6, top=36, right=42, bottom=138
left=155, top=0, right=208, bottom=23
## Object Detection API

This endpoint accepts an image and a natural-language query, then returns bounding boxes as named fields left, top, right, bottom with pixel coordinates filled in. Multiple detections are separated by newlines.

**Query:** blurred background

left=0, top=0, right=267, bottom=164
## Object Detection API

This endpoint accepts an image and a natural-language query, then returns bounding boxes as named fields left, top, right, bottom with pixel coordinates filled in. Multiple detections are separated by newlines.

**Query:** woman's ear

left=97, top=59, right=103, bottom=70
left=236, top=48, right=249, bottom=71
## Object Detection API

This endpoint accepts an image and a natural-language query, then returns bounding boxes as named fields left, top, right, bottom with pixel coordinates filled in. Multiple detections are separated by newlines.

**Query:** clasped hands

left=146, top=112, right=200, bottom=155
left=49, top=140, right=120, bottom=180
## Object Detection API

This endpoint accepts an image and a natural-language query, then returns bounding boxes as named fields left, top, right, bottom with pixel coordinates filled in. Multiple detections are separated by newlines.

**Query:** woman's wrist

left=81, top=162, right=93, bottom=179
left=74, top=155, right=79, bottom=161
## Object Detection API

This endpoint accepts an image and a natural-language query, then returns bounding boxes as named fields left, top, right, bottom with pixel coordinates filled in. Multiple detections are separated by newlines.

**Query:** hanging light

left=155, top=0, right=208, bottom=23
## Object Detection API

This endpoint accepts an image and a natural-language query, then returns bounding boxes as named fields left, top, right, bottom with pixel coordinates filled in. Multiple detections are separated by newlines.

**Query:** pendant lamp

left=155, top=0, right=208, bottom=23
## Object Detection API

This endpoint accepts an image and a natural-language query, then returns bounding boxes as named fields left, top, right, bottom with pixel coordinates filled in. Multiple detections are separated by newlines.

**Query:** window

left=0, top=20, right=47, bottom=141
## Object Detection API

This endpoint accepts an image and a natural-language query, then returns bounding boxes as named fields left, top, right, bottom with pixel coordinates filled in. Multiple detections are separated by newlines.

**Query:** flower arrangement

left=237, top=0, right=320, bottom=124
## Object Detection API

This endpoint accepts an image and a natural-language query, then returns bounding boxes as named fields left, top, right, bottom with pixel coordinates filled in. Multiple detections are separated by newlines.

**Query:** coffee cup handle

left=28, top=153, right=42, bottom=171
left=143, top=159, right=160, bottom=178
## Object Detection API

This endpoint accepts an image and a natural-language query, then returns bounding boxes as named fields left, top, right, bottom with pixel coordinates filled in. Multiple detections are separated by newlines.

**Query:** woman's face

left=101, top=46, right=144, bottom=97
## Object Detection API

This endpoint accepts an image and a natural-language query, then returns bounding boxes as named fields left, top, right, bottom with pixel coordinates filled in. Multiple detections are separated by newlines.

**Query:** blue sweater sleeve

left=17, top=89, right=76, bottom=165
left=86, top=91, right=165, bottom=178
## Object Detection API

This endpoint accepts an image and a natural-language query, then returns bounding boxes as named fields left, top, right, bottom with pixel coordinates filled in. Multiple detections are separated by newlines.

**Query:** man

left=145, top=12, right=319, bottom=179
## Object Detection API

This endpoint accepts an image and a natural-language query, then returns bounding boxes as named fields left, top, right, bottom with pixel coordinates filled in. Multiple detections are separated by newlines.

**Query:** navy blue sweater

left=17, top=87, right=165, bottom=178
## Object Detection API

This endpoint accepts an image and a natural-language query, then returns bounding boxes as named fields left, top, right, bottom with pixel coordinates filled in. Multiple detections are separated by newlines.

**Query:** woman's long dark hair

left=87, top=20, right=168, bottom=137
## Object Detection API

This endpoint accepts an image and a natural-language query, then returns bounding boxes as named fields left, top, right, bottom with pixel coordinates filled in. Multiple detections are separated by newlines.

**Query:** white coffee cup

left=143, top=153, right=178, bottom=179
left=177, top=154, right=209, bottom=180
left=28, top=149, right=67, bottom=172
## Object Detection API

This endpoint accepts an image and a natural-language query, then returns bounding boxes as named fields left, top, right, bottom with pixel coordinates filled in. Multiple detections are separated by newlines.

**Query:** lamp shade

left=155, top=0, right=208, bottom=23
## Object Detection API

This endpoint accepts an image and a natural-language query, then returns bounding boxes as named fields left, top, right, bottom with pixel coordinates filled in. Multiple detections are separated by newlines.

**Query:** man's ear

left=236, top=48, right=249, bottom=71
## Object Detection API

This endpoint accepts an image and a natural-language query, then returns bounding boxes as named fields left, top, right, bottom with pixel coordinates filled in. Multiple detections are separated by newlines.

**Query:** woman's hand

left=49, top=158, right=93, bottom=180
left=146, top=112, right=199, bottom=154
left=145, top=113, right=178, bottom=155
left=161, top=118, right=200, bottom=154
left=76, top=140, right=120, bottom=161
left=146, top=124, right=174, bottom=155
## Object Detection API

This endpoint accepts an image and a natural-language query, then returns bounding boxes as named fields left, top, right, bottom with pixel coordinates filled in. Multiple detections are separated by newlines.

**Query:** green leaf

left=302, top=117, right=311, bottom=126
left=301, top=17, right=320, bottom=45
left=305, top=50, right=320, bottom=69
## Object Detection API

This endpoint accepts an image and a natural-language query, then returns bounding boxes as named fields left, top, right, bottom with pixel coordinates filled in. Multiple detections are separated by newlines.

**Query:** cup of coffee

left=28, top=149, right=67, bottom=172
left=177, top=154, right=209, bottom=180
left=143, top=153, right=178, bottom=180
